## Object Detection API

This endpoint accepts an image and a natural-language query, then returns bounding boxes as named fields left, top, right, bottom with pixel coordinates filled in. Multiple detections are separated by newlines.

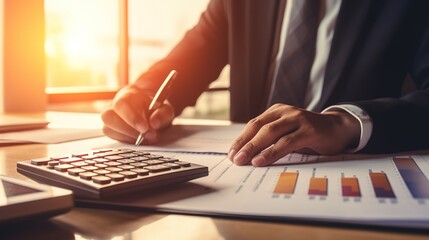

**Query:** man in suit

left=101, top=0, right=429, bottom=166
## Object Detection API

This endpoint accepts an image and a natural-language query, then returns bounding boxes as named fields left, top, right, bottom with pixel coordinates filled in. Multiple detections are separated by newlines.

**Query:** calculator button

left=144, top=165, right=170, bottom=173
left=47, top=161, right=59, bottom=169
left=79, top=172, right=98, bottom=180
left=105, top=161, right=121, bottom=167
left=118, top=159, right=135, bottom=164
left=93, top=152, right=116, bottom=157
left=93, top=158, right=109, bottom=163
left=60, top=157, right=82, bottom=164
left=84, top=160, right=96, bottom=165
left=133, top=151, right=151, bottom=156
left=94, top=164, right=108, bottom=168
left=105, top=155, right=126, bottom=161
left=143, top=160, right=164, bottom=165
left=118, top=165, right=135, bottom=170
left=31, top=157, right=51, bottom=166
left=163, top=163, right=181, bottom=169
left=130, top=162, right=148, bottom=168
left=68, top=168, right=86, bottom=176
left=105, top=167, right=122, bottom=173
left=55, top=164, right=74, bottom=172
left=94, top=169, right=111, bottom=175
left=146, top=154, right=163, bottom=159
left=71, top=153, right=89, bottom=157
left=130, top=156, right=150, bottom=161
left=92, top=176, right=111, bottom=184
left=176, top=161, right=191, bottom=167
left=106, top=173, right=125, bottom=181
left=131, top=168, right=149, bottom=176
left=81, top=155, right=98, bottom=160
left=116, top=149, right=135, bottom=154
left=159, top=157, right=179, bottom=163
left=82, top=166, right=98, bottom=171
left=50, top=156, right=69, bottom=160
left=118, top=153, right=139, bottom=158
left=72, top=162, right=88, bottom=167
left=119, top=171, right=138, bottom=179
left=48, top=161, right=59, bottom=166
left=92, top=149, right=113, bottom=154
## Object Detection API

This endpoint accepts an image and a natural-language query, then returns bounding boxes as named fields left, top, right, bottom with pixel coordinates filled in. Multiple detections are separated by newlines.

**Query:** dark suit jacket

left=135, top=0, right=429, bottom=154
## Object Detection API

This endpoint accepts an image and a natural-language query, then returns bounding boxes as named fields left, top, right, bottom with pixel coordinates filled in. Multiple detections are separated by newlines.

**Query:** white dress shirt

left=273, top=0, right=372, bottom=152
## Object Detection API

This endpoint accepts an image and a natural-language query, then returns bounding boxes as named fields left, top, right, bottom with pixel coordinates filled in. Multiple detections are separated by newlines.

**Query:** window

left=45, top=0, right=120, bottom=90
left=45, top=0, right=229, bottom=119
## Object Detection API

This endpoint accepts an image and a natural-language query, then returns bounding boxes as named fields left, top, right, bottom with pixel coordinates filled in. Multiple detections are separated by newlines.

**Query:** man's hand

left=228, top=104, right=360, bottom=167
left=101, top=85, right=175, bottom=144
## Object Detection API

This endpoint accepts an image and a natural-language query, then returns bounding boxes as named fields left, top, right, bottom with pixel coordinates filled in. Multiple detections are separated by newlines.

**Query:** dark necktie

left=268, top=0, right=320, bottom=108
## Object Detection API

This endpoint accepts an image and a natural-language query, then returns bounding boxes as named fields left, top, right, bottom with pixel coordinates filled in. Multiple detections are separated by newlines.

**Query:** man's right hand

left=101, top=85, right=175, bottom=145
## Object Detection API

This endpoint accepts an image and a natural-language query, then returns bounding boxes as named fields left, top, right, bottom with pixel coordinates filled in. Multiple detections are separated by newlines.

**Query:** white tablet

left=0, top=175, right=73, bottom=224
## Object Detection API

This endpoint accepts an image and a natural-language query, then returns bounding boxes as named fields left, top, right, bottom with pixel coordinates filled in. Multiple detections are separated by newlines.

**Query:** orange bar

left=273, top=172, right=298, bottom=194
left=308, top=178, right=328, bottom=196
left=341, top=178, right=361, bottom=197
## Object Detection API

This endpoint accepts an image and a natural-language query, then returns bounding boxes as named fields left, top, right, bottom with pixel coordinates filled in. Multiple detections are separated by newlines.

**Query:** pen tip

left=135, top=134, right=144, bottom=146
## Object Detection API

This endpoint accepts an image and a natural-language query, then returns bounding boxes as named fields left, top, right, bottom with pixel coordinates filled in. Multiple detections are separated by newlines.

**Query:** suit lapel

left=246, top=0, right=281, bottom=115
left=321, top=0, right=373, bottom=108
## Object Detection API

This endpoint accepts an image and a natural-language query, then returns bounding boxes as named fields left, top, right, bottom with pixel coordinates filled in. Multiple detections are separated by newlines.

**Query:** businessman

left=102, top=0, right=429, bottom=167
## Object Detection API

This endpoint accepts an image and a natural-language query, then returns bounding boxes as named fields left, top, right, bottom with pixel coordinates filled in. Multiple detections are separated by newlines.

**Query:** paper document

left=0, top=112, right=103, bottom=145
left=81, top=149, right=429, bottom=229
left=0, top=115, right=48, bottom=133
left=105, top=119, right=243, bottom=154
left=39, top=122, right=429, bottom=229
left=0, top=128, right=103, bottom=144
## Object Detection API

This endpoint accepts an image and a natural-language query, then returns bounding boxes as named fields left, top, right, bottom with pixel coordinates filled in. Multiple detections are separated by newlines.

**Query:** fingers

left=101, top=109, right=139, bottom=139
left=228, top=105, right=362, bottom=167
left=101, top=85, right=176, bottom=145
left=111, top=88, right=151, bottom=133
left=149, top=101, right=175, bottom=130
left=103, top=125, right=159, bottom=144
left=102, top=125, right=136, bottom=144
left=252, top=131, right=306, bottom=166
left=229, top=104, right=300, bottom=166
left=228, top=105, right=283, bottom=160
left=231, top=117, right=299, bottom=165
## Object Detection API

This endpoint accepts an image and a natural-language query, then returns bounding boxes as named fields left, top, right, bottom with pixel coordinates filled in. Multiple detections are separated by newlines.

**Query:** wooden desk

left=1, top=143, right=428, bottom=240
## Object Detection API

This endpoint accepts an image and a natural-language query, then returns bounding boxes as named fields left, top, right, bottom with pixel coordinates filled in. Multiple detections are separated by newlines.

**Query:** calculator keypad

left=31, top=149, right=185, bottom=185
left=18, top=148, right=208, bottom=199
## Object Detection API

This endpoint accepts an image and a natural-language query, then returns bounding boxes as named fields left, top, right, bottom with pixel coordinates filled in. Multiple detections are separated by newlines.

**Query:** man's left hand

left=228, top=104, right=361, bottom=166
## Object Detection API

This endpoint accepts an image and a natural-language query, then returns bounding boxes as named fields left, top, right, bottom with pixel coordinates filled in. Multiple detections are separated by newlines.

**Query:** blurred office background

left=40, top=0, right=229, bottom=119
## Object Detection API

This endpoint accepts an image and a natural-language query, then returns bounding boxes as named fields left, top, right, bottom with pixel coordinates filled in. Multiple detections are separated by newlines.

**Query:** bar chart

left=160, top=150, right=429, bottom=225
left=271, top=156, right=429, bottom=200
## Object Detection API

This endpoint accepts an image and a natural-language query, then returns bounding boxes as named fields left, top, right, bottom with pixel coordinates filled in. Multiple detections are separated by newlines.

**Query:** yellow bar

left=273, top=172, right=298, bottom=194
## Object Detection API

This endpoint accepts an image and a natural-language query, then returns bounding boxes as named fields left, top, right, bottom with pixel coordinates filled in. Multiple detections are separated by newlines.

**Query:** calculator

left=17, top=148, right=208, bottom=199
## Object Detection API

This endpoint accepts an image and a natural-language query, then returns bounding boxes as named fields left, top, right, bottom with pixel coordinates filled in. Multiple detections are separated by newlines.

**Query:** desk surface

left=1, top=143, right=429, bottom=240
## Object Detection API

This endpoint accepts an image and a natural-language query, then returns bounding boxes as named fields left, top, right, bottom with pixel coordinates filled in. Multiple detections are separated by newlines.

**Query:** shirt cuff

left=322, top=104, right=373, bottom=153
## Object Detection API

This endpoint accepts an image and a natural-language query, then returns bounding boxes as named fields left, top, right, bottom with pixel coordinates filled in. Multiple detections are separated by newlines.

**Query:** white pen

left=134, top=70, right=178, bottom=146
